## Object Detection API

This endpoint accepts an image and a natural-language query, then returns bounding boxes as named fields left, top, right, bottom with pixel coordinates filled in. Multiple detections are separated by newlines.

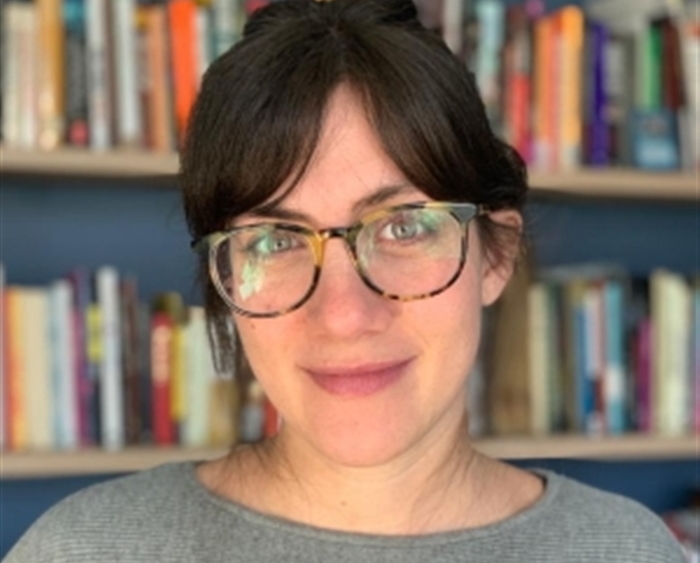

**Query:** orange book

left=5, top=289, right=27, bottom=450
left=168, top=0, right=198, bottom=145
left=141, top=3, right=175, bottom=152
left=533, top=14, right=555, bottom=171
left=1, top=286, right=10, bottom=449
left=36, top=0, right=64, bottom=150
left=557, top=6, right=584, bottom=170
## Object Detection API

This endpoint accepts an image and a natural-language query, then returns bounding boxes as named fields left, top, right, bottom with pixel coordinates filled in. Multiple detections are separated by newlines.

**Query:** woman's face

left=233, top=86, right=516, bottom=468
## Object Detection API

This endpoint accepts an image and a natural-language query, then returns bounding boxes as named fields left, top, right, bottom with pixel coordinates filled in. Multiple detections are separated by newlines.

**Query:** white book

left=22, top=287, right=54, bottom=450
left=112, top=0, right=141, bottom=146
left=182, top=307, right=213, bottom=447
left=2, top=3, right=21, bottom=147
left=49, top=280, right=78, bottom=450
left=651, top=269, right=692, bottom=435
left=528, top=282, right=550, bottom=436
left=96, top=267, right=124, bottom=450
left=86, top=0, right=112, bottom=150
left=16, top=3, right=38, bottom=149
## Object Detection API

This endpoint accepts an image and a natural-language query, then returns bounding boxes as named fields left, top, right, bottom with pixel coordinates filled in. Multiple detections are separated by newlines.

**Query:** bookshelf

left=1, top=147, right=697, bottom=200
left=1, top=149, right=697, bottom=478
left=1, top=434, right=696, bottom=478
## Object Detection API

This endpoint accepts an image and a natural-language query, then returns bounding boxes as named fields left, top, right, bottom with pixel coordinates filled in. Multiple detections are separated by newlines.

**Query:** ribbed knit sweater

left=4, top=462, right=686, bottom=562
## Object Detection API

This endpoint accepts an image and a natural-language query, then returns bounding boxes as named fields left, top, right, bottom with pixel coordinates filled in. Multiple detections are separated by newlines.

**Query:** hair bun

left=357, top=0, right=420, bottom=26
left=244, top=0, right=421, bottom=39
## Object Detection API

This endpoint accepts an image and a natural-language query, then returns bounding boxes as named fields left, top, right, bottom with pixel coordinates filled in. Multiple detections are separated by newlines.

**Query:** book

left=22, top=287, right=54, bottom=450
left=48, top=279, right=78, bottom=449
left=85, top=0, right=112, bottom=149
left=112, top=0, right=141, bottom=147
left=96, top=266, right=124, bottom=450
left=557, top=6, right=584, bottom=170
left=650, top=269, right=691, bottom=435
left=36, top=0, right=65, bottom=150
left=63, top=0, right=89, bottom=146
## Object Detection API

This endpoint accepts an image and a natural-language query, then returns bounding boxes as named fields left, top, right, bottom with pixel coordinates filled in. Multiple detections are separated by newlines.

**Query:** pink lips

left=305, top=359, right=412, bottom=397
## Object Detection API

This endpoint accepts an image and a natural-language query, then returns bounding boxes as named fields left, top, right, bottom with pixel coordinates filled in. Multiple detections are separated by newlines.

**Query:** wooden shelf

left=1, top=434, right=696, bottom=478
left=0, top=147, right=179, bottom=178
left=529, top=168, right=698, bottom=201
left=1, top=147, right=697, bottom=200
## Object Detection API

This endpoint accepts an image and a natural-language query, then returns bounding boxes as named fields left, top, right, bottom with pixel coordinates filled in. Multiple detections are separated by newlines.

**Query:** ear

left=480, top=210, right=523, bottom=307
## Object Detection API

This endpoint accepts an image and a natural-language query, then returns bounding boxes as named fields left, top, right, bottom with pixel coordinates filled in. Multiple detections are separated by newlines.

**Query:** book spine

left=120, top=277, right=142, bottom=444
left=49, top=280, right=78, bottom=449
left=36, top=0, right=65, bottom=150
left=694, top=282, right=700, bottom=434
left=96, top=266, right=124, bottom=450
left=85, top=0, right=112, bottom=150
left=63, top=0, right=89, bottom=146
left=23, top=288, right=53, bottom=450
left=558, top=6, right=584, bottom=170
left=17, top=3, right=38, bottom=149
left=0, top=266, right=6, bottom=450
left=151, top=312, right=174, bottom=445
left=168, top=0, right=198, bottom=145
left=474, top=0, right=505, bottom=133
left=112, top=0, right=141, bottom=147
left=587, top=21, right=610, bottom=166
left=2, top=3, right=22, bottom=147
left=603, top=279, right=626, bottom=434
left=528, top=282, right=549, bottom=435
left=144, top=4, right=175, bottom=152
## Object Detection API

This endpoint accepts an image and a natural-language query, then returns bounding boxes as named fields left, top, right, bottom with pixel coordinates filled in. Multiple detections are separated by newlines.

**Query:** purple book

left=584, top=21, right=610, bottom=166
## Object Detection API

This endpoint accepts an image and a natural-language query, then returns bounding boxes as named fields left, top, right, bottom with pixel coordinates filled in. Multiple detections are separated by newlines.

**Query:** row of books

left=3, top=261, right=696, bottom=453
left=470, top=0, right=699, bottom=172
left=482, top=264, right=699, bottom=438
left=4, top=0, right=698, bottom=175
left=0, top=266, right=244, bottom=452
left=0, top=0, right=282, bottom=153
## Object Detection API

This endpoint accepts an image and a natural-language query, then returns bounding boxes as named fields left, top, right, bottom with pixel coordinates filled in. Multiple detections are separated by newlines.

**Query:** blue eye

left=378, top=210, right=440, bottom=243
left=247, top=229, right=303, bottom=257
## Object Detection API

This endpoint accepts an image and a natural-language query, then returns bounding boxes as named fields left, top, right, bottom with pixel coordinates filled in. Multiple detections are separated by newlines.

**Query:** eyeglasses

left=192, top=201, right=488, bottom=318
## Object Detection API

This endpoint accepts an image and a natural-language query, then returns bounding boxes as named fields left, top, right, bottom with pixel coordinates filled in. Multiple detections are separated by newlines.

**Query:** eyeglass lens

left=213, top=207, right=465, bottom=315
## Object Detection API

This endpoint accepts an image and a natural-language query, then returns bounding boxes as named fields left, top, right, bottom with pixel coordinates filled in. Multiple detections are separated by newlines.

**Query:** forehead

left=260, top=85, right=427, bottom=225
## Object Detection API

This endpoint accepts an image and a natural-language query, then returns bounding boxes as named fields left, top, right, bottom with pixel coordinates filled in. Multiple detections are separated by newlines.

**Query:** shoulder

left=535, top=470, right=687, bottom=563
left=4, top=462, right=201, bottom=563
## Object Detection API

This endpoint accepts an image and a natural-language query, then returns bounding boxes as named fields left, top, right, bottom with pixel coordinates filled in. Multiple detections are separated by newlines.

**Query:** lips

left=304, top=359, right=413, bottom=397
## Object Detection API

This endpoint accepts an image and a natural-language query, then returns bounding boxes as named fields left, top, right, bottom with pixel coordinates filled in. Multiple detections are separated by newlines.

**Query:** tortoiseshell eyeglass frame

left=191, top=201, right=490, bottom=318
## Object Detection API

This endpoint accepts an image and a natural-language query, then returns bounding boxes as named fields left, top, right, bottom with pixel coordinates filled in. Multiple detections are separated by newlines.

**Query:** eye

left=377, top=210, right=437, bottom=243
left=245, top=228, right=304, bottom=257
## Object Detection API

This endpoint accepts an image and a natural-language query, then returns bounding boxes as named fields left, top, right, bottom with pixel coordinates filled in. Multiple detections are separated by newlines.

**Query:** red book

left=151, top=312, right=175, bottom=445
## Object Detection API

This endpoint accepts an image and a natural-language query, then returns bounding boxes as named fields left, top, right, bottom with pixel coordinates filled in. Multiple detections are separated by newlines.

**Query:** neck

left=236, top=412, right=484, bottom=535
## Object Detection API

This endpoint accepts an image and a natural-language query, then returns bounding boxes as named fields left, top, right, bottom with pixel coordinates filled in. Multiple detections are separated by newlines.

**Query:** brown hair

left=180, top=0, right=528, bottom=377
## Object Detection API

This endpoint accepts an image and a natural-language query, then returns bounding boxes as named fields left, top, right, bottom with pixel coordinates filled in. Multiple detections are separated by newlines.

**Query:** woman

left=6, top=1, right=686, bottom=561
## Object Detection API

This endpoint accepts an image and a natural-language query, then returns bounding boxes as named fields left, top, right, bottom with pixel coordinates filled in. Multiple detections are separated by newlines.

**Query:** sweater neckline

left=174, top=461, right=562, bottom=547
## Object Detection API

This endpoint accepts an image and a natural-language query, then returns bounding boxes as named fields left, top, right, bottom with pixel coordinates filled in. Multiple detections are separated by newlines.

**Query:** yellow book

left=36, top=0, right=65, bottom=149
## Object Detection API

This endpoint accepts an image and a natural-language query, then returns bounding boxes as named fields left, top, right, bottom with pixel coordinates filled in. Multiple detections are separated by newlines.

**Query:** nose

left=304, top=238, right=397, bottom=339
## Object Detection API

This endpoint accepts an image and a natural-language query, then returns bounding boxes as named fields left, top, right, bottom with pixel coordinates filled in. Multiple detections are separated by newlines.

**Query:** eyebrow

left=246, top=183, right=417, bottom=223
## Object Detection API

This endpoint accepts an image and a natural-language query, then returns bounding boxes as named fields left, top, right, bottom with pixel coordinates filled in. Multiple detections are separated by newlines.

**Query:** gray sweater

left=4, top=461, right=686, bottom=563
